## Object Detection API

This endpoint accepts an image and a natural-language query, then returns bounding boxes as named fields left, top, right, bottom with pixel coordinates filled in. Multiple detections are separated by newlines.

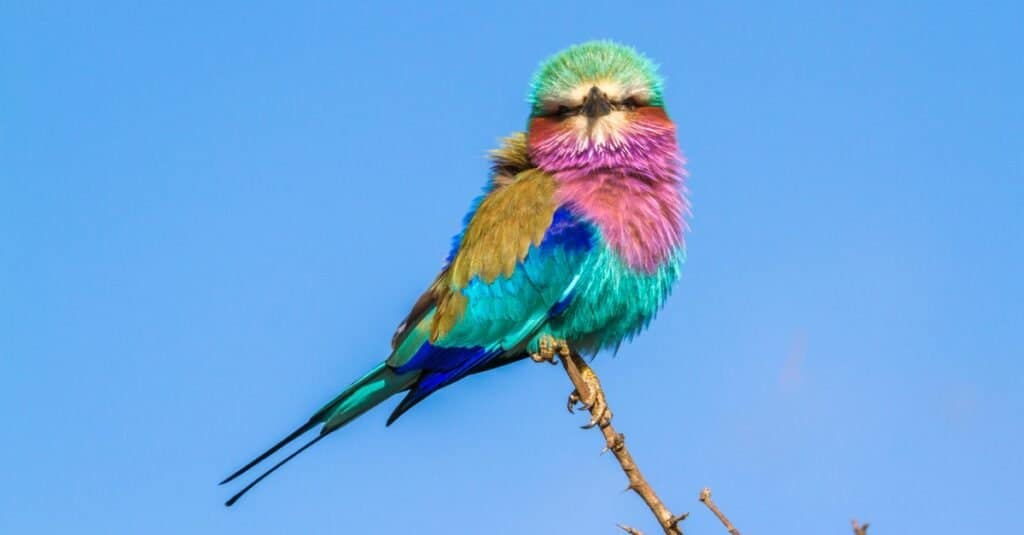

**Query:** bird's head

left=526, top=41, right=675, bottom=173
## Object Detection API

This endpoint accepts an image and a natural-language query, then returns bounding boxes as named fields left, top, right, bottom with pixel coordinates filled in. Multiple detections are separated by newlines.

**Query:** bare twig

left=699, top=488, right=741, bottom=535
left=556, top=351, right=687, bottom=535
left=541, top=342, right=859, bottom=535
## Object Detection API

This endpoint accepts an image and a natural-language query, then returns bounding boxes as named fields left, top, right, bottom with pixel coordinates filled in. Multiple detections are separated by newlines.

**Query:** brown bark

left=700, top=488, right=741, bottom=535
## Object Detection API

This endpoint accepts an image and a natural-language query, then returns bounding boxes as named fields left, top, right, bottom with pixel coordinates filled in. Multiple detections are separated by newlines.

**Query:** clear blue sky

left=3, top=2, right=1021, bottom=533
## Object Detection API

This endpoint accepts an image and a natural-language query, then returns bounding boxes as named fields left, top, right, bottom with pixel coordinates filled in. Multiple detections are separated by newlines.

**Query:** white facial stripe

left=569, top=79, right=623, bottom=102
left=549, top=80, right=651, bottom=107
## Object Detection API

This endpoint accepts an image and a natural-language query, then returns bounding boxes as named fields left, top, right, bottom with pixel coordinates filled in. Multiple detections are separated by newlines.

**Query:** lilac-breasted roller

left=221, top=40, right=688, bottom=506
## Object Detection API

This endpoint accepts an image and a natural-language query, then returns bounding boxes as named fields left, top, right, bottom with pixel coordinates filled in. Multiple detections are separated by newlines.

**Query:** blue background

left=3, top=2, right=1021, bottom=533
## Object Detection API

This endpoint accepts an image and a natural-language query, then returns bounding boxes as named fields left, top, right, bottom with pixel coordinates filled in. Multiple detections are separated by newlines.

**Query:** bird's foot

left=531, top=334, right=570, bottom=365
left=566, top=354, right=612, bottom=429
left=532, top=338, right=612, bottom=428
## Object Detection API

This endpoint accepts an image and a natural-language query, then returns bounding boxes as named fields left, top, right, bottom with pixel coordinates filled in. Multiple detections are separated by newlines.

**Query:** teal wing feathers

left=383, top=163, right=595, bottom=422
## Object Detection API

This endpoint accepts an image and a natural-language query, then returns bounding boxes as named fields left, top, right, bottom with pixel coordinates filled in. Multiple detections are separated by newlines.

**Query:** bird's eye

left=622, top=97, right=639, bottom=110
left=542, top=104, right=579, bottom=118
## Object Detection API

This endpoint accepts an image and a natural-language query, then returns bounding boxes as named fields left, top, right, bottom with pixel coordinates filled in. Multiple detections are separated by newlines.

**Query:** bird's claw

left=531, top=334, right=569, bottom=365
left=570, top=362, right=612, bottom=428
left=567, top=390, right=581, bottom=414
left=533, top=337, right=612, bottom=427
left=580, top=389, right=612, bottom=429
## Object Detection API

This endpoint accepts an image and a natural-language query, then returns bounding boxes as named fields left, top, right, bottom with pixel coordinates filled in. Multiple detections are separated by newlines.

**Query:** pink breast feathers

left=527, top=107, right=689, bottom=272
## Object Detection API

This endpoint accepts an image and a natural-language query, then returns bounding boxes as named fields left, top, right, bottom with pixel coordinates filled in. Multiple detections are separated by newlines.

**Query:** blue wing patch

left=386, top=206, right=594, bottom=425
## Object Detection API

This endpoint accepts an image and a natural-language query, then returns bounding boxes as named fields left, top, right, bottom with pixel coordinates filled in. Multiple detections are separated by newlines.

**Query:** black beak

left=582, top=86, right=612, bottom=118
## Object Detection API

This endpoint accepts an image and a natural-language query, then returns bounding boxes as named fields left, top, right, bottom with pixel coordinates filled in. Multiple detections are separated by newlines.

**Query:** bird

left=220, top=40, right=688, bottom=506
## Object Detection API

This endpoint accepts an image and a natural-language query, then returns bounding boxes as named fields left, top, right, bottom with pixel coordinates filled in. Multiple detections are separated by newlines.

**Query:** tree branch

left=543, top=347, right=860, bottom=535
left=556, top=351, right=688, bottom=535
left=699, top=488, right=741, bottom=535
